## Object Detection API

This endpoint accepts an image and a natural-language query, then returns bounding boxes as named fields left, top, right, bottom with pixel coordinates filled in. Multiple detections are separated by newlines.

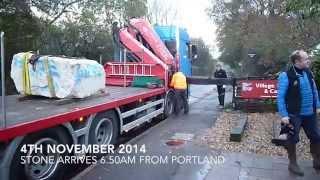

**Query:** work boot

left=310, top=143, right=320, bottom=170
left=184, top=104, right=189, bottom=114
left=286, top=144, right=304, bottom=176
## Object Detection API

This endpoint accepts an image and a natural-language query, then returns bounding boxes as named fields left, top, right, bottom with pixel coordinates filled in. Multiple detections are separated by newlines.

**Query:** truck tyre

left=10, top=127, right=71, bottom=180
left=89, top=110, right=119, bottom=146
left=162, top=91, right=175, bottom=119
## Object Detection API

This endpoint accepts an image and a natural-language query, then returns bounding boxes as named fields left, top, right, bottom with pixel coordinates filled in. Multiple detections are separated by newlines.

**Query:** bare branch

left=48, top=0, right=84, bottom=25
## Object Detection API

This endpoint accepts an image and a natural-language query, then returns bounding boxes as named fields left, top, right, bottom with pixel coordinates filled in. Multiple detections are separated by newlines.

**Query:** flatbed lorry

left=0, top=18, right=197, bottom=180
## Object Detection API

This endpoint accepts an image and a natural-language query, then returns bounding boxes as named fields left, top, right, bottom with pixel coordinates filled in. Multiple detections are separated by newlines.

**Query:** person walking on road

left=170, top=70, right=189, bottom=115
left=277, top=50, right=320, bottom=176
left=214, top=64, right=227, bottom=108
left=112, top=22, right=121, bottom=61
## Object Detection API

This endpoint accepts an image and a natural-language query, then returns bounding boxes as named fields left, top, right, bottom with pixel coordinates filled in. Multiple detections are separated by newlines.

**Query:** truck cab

left=154, top=26, right=196, bottom=77
left=155, top=25, right=197, bottom=98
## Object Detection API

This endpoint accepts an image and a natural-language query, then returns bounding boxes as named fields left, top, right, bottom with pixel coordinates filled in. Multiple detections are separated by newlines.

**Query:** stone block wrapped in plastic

left=11, top=52, right=106, bottom=98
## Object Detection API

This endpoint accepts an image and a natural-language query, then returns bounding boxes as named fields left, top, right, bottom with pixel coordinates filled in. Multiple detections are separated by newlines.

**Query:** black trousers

left=217, top=85, right=225, bottom=106
left=287, top=114, right=320, bottom=144
left=174, top=89, right=188, bottom=114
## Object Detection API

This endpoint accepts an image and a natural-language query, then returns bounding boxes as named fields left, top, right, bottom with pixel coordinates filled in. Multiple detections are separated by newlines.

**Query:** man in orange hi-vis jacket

left=170, top=71, right=189, bottom=115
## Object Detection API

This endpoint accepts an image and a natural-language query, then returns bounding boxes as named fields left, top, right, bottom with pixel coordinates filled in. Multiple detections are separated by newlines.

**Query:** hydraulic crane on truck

left=105, top=18, right=179, bottom=87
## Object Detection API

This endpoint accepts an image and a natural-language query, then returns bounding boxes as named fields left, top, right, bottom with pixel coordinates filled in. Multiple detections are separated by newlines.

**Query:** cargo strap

left=22, top=53, right=56, bottom=97
left=22, top=52, right=32, bottom=95
left=43, top=56, right=56, bottom=98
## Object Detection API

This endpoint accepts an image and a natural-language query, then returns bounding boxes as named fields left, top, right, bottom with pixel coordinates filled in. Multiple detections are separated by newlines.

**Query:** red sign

left=239, top=80, right=278, bottom=99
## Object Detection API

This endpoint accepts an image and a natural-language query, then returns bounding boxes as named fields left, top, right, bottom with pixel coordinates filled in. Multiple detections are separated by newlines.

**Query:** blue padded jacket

left=277, top=71, right=320, bottom=117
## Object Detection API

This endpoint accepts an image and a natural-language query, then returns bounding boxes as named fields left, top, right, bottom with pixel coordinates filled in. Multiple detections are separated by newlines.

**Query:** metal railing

left=109, top=63, right=155, bottom=76
left=110, top=47, right=156, bottom=77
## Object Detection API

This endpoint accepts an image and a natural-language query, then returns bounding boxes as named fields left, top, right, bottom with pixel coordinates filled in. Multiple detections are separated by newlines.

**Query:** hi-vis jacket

left=170, top=72, right=187, bottom=90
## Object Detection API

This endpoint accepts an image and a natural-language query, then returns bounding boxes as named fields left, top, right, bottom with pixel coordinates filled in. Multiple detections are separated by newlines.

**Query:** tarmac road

left=73, top=85, right=232, bottom=180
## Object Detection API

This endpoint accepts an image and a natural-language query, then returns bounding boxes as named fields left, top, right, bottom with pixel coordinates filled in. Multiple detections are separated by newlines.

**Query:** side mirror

left=191, top=45, right=198, bottom=60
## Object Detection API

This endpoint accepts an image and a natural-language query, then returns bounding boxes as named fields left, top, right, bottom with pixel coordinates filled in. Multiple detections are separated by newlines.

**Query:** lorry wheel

left=10, top=128, right=70, bottom=180
left=89, top=111, right=119, bottom=146
left=162, top=91, right=175, bottom=119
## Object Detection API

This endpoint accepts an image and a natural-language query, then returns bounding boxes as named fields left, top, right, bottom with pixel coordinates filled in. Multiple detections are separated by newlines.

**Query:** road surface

left=73, top=85, right=232, bottom=180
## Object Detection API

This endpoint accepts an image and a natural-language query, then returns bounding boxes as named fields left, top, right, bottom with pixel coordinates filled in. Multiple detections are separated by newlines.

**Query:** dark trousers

left=288, top=114, right=320, bottom=144
left=174, top=89, right=188, bottom=114
left=113, top=44, right=121, bottom=62
left=217, top=85, right=225, bottom=106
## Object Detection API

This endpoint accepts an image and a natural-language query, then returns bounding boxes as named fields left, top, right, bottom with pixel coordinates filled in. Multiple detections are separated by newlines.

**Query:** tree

left=191, top=38, right=216, bottom=76
left=0, top=1, right=43, bottom=93
left=312, top=48, right=320, bottom=89
left=147, top=0, right=177, bottom=25
left=124, top=0, right=148, bottom=19
left=207, top=0, right=320, bottom=76
left=286, top=0, right=320, bottom=88
left=31, top=0, right=89, bottom=25
left=286, top=0, right=320, bottom=19
left=0, top=0, right=149, bottom=94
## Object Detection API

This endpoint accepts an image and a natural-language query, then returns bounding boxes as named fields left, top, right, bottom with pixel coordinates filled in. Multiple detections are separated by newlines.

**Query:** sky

left=163, top=0, right=219, bottom=58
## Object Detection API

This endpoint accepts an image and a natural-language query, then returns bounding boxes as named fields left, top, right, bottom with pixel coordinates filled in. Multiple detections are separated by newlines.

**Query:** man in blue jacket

left=277, top=50, right=320, bottom=176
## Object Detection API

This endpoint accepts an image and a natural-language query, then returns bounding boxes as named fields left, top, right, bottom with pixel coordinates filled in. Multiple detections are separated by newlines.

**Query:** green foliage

left=312, top=49, right=320, bottom=88
left=0, top=0, right=149, bottom=94
left=207, top=0, right=320, bottom=76
left=123, top=0, right=148, bottom=19
left=286, top=0, right=320, bottom=19
left=286, top=0, right=320, bottom=88
left=0, top=13, right=42, bottom=93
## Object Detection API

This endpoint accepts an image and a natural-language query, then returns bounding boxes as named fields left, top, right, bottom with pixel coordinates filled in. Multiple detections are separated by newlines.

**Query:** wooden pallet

left=17, top=90, right=110, bottom=105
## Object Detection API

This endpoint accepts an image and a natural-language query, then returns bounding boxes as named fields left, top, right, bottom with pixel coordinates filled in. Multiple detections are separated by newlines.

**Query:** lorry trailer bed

left=0, top=86, right=165, bottom=141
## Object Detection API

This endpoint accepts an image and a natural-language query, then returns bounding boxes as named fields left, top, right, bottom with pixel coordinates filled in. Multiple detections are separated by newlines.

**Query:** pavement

left=73, top=85, right=319, bottom=180
left=210, top=152, right=319, bottom=180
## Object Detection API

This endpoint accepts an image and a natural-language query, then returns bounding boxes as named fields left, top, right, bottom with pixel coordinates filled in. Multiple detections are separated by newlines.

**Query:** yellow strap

left=43, top=56, right=55, bottom=98
left=22, top=52, right=32, bottom=95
